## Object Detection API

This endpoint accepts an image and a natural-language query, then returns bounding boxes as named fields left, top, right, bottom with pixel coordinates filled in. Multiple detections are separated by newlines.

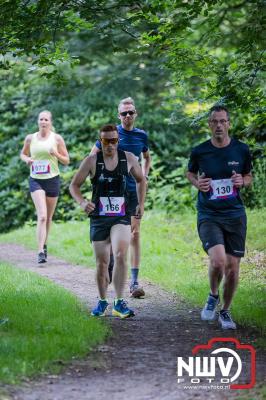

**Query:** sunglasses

left=100, top=137, right=119, bottom=145
left=119, top=110, right=136, bottom=117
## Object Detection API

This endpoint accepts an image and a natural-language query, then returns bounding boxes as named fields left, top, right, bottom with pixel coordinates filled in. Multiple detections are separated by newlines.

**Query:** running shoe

left=38, top=252, right=46, bottom=264
left=130, top=282, right=145, bottom=298
left=91, top=300, right=109, bottom=317
left=44, top=244, right=47, bottom=260
left=112, top=299, right=135, bottom=319
left=201, top=294, right=219, bottom=321
left=218, top=310, right=237, bottom=330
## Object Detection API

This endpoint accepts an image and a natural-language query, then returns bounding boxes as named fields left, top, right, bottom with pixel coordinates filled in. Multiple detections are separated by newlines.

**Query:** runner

left=90, top=97, right=151, bottom=298
left=70, top=124, right=146, bottom=318
left=186, top=105, right=252, bottom=329
left=20, top=110, right=70, bottom=264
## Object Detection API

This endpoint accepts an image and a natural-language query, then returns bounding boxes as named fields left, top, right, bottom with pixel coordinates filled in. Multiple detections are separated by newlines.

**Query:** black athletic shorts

left=29, top=175, right=60, bottom=197
left=90, top=215, right=131, bottom=242
left=198, top=215, right=247, bottom=257
left=127, top=190, right=139, bottom=216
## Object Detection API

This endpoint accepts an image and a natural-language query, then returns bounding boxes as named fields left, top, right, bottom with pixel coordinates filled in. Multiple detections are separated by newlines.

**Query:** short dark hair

left=99, top=124, right=118, bottom=136
left=209, top=105, right=230, bottom=120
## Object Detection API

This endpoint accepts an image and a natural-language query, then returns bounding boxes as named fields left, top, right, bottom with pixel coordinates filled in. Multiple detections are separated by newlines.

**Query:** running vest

left=90, top=150, right=129, bottom=217
left=30, top=132, right=60, bottom=179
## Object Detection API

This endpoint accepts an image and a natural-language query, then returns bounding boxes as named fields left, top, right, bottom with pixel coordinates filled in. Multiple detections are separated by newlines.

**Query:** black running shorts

left=198, top=215, right=247, bottom=257
left=90, top=215, right=131, bottom=242
left=29, top=175, right=60, bottom=197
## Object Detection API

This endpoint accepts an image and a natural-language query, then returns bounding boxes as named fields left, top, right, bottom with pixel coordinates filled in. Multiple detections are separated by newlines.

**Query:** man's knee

left=225, top=258, right=240, bottom=278
left=38, top=214, right=47, bottom=224
left=114, top=249, right=127, bottom=264
left=131, top=229, right=140, bottom=242
left=96, top=258, right=108, bottom=272
left=210, top=255, right=226, bottom=271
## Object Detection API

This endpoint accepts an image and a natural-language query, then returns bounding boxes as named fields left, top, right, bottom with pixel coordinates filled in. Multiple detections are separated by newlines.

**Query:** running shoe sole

left=112, top=309, right=135, bottom=319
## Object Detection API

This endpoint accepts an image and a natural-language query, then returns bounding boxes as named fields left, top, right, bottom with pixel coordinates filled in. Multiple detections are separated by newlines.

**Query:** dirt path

left=0, top=243, right=265, bottom=400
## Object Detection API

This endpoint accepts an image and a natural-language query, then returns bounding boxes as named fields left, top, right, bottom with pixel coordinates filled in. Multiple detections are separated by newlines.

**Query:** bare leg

left=130, top=216, right=141, bottom=269
left=92, top=239, right=111, bottom=299
left=111, top=224, right=131, bottom=299
left=31, top=190, right=47, bottom=253
left=45, top=196, right=58, bottom=245
left=208, top=244, right=226, bottom=296
left=222, top=254, right=241, bottom=310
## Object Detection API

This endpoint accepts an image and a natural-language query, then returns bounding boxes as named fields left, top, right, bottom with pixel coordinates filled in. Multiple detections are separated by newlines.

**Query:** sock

left=131, top=267, right=139, bottom=284
left=210, top=292, right=219, bottom=299
left=114, top=298, right=123, bottom=305
left=100, top=298, right=108, bottom=302
left=220, top=309, right=228, bottom=314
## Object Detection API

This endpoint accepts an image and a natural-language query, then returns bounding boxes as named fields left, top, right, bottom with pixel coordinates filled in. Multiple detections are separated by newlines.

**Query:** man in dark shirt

left=187, top=105, right=252, bottom=330
left=90, top=98, right=151, bottom=298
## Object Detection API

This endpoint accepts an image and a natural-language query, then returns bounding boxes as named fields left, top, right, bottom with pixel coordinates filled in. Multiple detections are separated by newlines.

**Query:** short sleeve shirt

left=96, top=124, right=149, bottom=192
left=188, top=138, right=252, bottom=220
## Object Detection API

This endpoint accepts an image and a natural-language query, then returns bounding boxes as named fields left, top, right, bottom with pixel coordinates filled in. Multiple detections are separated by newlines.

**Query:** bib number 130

left=99, top=197, right=125, bottom=216
left=210, top=179, right=236, bottom=200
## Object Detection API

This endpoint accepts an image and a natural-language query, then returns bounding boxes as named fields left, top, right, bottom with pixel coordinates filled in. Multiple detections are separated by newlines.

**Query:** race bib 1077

left=209, top=178, right=237, bottom=200
left=99, top=197, right=125, bottom=216
left=32, top=160, right=50, bottom=175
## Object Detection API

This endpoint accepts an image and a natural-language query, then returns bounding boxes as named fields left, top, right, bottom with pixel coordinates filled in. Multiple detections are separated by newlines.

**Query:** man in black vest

left=70, top=124, right=146, bottom=318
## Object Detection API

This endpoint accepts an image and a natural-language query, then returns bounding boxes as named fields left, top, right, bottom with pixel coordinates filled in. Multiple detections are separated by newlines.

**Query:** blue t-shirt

left=188, top=138, right=252, bottom=221
left=96, top=124, right=149, bottom=192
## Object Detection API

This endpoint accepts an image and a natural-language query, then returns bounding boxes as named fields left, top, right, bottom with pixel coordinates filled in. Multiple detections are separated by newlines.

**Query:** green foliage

left=0, top=3, right=265, bottom=232
left=0, top=263, right=108, bottom=383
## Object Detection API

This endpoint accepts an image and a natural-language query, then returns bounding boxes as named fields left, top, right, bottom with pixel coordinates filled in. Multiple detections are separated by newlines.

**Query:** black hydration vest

left=90, top=150, right=129, bottom=217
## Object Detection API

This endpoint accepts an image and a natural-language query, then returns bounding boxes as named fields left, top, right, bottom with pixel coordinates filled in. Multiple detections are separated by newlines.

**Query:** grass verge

left=0, top=263, right=109, bottom=384
left=0, top=209, right=265, bottom=334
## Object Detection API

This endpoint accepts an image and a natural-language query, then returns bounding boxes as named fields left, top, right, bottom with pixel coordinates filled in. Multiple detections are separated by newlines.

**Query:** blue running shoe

left=112, top=299, right=135, bottom=319
left=201, top=294, right=219, bottom=321
left=91, top=300, right=109, bottom=317
left=219, top=310, right=236, bottom=330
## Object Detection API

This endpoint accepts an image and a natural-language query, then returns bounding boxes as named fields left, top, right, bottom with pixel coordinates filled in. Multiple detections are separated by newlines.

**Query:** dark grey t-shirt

left=188, top=138, right=252, bottom=221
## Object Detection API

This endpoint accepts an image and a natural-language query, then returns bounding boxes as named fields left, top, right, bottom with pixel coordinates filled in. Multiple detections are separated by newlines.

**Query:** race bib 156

left=209, top=178, right=237, bottom=200
left=99, top=197, right=125, bottom=216
left=32, top=160, right=50, bottom=175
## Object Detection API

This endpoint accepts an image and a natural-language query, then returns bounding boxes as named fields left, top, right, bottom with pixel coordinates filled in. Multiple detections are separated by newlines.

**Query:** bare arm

left=89, top=144, right=101, bottom=156
left=20, top=134, right=34, bottom=165
left=231, top=170, right=252, bottom=188
left=186, top=171, right=211, bottom=192
left=52, top=134, right=70, bottom=165
left=126, top=152, right=146, bottom=218
left=69, top=155, right=96, bottom=214
left=142, top=150, right=151, bottom=179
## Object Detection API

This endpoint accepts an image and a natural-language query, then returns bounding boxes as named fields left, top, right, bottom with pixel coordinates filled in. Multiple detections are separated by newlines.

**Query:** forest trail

left=0, top=243, right=265, bottom=400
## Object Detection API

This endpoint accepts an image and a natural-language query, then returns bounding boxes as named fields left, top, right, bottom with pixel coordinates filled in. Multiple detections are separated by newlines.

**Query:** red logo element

left=192, top=337, right=256, bottom=389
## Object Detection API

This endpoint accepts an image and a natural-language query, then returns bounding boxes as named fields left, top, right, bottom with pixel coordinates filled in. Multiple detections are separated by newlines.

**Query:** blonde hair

left=38, top=110, right=56, bottom=132
left=118, top=97, right=136, bottom=112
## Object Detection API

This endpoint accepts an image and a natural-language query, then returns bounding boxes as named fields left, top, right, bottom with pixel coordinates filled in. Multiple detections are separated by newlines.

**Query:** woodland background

left=0, top=0, right=265, bottom=232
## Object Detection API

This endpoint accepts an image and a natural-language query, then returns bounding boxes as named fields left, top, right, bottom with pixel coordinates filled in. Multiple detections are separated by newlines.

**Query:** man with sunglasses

left=70, top=124, right=146, bottom=318
left=186, top=105, right=252, bottom=330
left=90, top=97, right=151, bottom=298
